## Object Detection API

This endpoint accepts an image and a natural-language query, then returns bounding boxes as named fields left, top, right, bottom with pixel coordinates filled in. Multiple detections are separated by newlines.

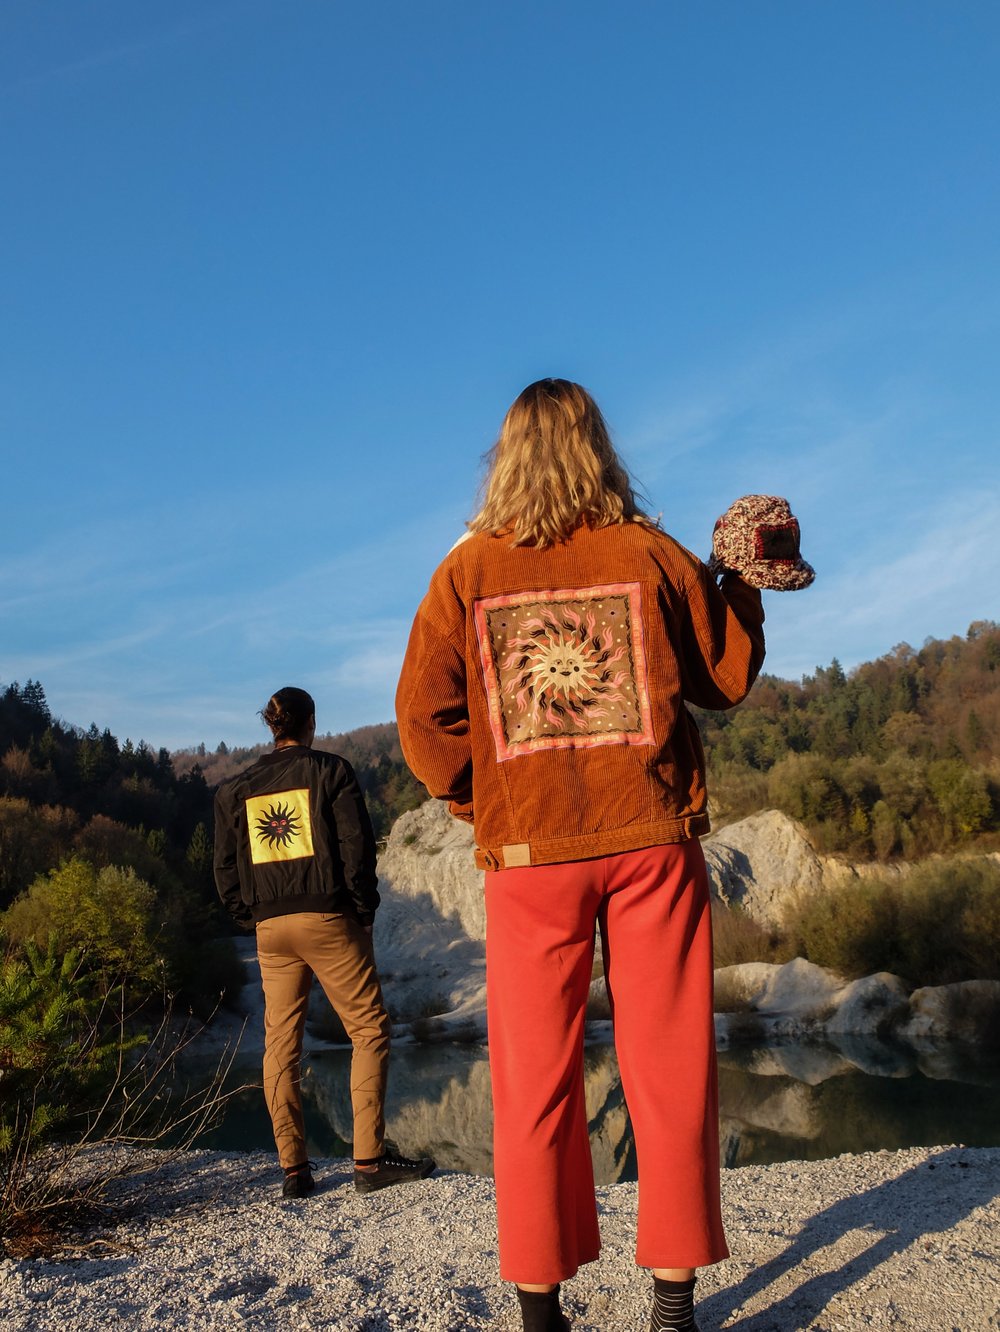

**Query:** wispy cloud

left=1, top=625, right=164, bottom=680
left=1, top=5, right=240, bottom=98
left=605, top=293, right=1000, bottom=686
left=2, top=497, right=463, bottom=749
left=763, top=488, right=1000, bottom=681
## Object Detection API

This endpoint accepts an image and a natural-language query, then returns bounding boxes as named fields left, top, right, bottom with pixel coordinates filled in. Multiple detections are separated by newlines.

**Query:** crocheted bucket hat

left=710, top=494, right=815, bottom=591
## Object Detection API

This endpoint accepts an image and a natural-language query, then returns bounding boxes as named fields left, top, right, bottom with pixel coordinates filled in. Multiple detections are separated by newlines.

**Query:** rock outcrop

left=702, top=811, right=997, bottom=930
left=377, top=799, right=483, bottom=941
left=703, top=810, right=825, bottom=927
left=362, top=800, right=486, bottom=1039
left=899, top=979, right=1000, bottom=1047
left=237, top=799, right=999, bottom=1055
left=714, top=959, right=914, bottom=1045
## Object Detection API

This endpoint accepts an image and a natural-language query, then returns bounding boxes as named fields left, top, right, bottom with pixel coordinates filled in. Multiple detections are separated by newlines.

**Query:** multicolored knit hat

left=709, top=494, right=815, bottom=591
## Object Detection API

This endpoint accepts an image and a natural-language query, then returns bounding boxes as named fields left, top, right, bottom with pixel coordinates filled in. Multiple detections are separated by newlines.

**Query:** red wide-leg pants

left=485, top=840, right=728, bottom=1284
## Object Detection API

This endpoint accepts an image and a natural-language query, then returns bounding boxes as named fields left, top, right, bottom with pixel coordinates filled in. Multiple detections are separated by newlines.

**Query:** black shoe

left=281, top=1164, right=315, bottom=1198
left=354, top=1152, right=436, bottom=1193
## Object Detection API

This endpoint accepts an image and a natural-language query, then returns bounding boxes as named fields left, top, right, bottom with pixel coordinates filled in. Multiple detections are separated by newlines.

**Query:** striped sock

left=649, top=1276, right=696, bottom=1332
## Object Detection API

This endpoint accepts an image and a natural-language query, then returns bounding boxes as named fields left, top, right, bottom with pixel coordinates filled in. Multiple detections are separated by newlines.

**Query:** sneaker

left=281, top=1164, right=315, bottom=1198
left=354, top=1152, right=436, bottom=1193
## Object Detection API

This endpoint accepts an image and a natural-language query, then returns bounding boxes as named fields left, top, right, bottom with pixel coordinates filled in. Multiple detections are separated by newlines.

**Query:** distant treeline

left=177, top=619, right=1000, bottom=861
left=0, top=683, right=215, bottom=904
left=698, top=619, right=1000, bottom=859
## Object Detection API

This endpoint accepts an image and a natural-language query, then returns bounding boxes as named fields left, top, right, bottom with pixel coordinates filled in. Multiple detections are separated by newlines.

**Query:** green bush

left=1, top=857, right=243, bottom=1017
left=786, top=857, right=1000, bottom=985
left=2, top=858, right=162, bottom=998
left=72, top=815, right=173, bottom=892
left=0, top=934, right=238, bottom=1255
left=0, top=797, right=78, bottom=909
left=0, top=939, right=129, bottom=1159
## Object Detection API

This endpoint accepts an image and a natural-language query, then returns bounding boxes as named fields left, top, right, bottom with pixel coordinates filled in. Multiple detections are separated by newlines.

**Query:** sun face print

left=530, top=640, right=591, bottom=694
left=476, top=585, right=655, bottom=759
left=503, top=608, right=630, bottom=729
left=245, top=788, right=314, bottom=864
left=254, top=801, right=301, bottom=849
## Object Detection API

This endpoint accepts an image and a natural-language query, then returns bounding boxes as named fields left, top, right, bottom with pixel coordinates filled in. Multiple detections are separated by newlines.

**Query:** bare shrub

left=711, top=900, right=790, bottom=969
left=785, top=856, right=1000, bottom=985
left=1, top=990, right=246, bottom=1258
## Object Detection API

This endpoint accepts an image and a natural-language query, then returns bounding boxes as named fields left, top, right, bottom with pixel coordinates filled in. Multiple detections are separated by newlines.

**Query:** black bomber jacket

left=213, top=745, right=380, bottom=928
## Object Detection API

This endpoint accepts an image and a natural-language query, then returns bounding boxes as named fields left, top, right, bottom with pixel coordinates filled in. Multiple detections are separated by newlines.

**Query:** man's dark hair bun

left=260, top=686, right=315, bottom=742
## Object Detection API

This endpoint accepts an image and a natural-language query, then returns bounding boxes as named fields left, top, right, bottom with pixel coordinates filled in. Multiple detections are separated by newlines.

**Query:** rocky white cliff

left=703, top=809, right=826, bottom=927
left=375, top=800, right=905, bottom=943
left=377, top=798, right=486, bottom=942
left=301, top=799, right=1000, bottom=1054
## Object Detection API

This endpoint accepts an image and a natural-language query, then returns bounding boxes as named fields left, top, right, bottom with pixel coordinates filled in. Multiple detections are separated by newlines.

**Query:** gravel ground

left=2, top=1144, right=998, bottom=1330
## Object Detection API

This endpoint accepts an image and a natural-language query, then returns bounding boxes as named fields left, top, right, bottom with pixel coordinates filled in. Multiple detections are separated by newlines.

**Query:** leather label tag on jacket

left=246, top=788, right=315, bottom=864
left=502, top=843, right=532, bottom=868
left=473, top=582, right=654, bottom=761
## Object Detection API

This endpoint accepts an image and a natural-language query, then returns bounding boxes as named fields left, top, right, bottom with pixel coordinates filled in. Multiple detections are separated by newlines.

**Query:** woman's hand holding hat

left=708, top=494, right=815, bottom=591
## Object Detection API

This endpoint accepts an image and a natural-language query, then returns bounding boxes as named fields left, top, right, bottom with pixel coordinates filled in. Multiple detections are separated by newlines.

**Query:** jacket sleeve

left=212, top=784, right=253, bottom=929
left=395, top=587, right=475, bottom=823
left=678, top=566, right=766, bottom=710
left=329, top=760, right=381, bottom=924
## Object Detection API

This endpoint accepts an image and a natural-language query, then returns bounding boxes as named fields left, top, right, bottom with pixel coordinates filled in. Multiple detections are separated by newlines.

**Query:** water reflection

left=191, top=1037, right=1000, bottom=1183
left=717, top=1040, right=1000, bottom=1168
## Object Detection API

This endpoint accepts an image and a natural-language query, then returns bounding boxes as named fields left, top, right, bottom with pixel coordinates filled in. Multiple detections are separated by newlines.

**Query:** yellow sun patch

left=246, top=788, right=314, bottom=864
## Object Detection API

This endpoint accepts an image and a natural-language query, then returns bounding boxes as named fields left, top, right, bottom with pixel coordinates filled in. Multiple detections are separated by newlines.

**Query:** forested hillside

left=4, top=617, right=999, bottom=938
left=0, top=686, right=240, bottom=1218
left=0, top=683, right=214, bottom=902
left=0, top=681, right=235, bottom=1012
left=699, top=620, right=1000, bottom=859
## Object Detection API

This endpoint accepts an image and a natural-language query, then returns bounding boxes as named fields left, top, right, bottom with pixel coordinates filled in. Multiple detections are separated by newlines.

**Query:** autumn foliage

left=699, top=621, right=1000, bottom=858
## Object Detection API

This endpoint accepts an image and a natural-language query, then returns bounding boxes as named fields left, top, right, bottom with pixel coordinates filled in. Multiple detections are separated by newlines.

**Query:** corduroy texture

left=257, top=912, right=391, bottom=1167
left=709, top=494, right=815, bottom=591
left=396, top=522, right=765, bottom=866
left=485, top=842, right=728, bottom=1285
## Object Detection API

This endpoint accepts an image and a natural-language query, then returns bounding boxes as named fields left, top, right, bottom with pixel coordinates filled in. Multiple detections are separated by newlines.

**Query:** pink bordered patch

left=474, top=582, right=654, bottom=761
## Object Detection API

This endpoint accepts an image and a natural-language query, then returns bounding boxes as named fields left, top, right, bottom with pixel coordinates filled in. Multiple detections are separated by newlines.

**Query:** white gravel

left=2, top=1145, right=998, bottom=1330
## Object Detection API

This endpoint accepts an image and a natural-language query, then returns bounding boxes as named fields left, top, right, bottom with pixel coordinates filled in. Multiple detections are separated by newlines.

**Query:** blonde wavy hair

left=469, top=378, right=647, bottom=548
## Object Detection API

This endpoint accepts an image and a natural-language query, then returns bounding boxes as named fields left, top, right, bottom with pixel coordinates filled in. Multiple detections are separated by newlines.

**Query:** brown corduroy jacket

left=395, top=520, right=765, bottom=870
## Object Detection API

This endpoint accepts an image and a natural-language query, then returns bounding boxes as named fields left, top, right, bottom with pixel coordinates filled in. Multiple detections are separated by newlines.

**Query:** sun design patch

left=246, top=788, right=315, bottom=864
left=474, top=583, right=654, bottom=761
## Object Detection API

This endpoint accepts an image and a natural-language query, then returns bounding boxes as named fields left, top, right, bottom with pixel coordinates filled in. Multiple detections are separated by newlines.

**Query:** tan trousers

left=255, top=912, right=391, bottom=1167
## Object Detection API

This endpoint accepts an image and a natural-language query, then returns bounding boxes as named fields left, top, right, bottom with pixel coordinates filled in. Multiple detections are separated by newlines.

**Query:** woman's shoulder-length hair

left=468, top=378, right=652, bottom=548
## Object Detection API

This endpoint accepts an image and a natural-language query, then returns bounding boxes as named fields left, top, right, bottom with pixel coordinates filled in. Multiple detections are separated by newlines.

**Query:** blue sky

left=3, top=1, right=998, bottom=750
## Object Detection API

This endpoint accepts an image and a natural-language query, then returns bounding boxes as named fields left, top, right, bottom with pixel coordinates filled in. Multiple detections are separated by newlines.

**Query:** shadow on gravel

left=99, top=1149, right=277, bottom=1223
left=703, top=1146, right=998, bottom=1330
